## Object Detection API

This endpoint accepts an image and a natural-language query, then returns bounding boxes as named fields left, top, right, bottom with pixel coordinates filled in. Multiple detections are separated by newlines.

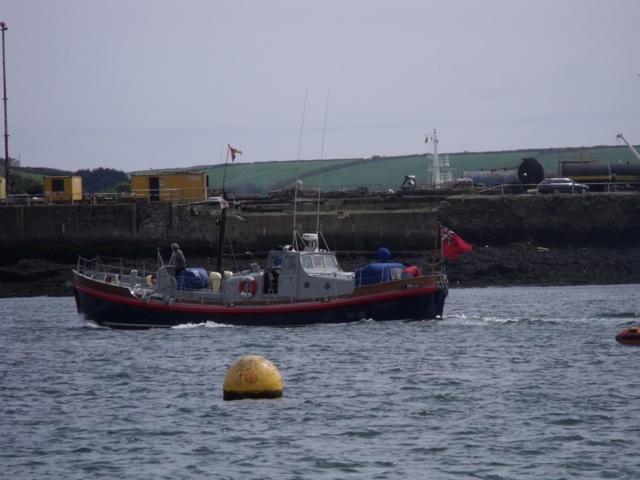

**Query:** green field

left=11, top=144, right=638, bottom=195
left=187, top=145, right=640, bottom=194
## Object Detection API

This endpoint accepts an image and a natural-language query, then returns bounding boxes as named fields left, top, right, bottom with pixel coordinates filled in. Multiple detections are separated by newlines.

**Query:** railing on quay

left=476, top=181, right=640, bottom=196
left=3, top=182, right=640, bottom=206
left=0, top=187, right=211, bottom=206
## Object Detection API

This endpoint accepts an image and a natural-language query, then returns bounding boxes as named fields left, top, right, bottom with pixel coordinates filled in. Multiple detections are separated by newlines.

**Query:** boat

left=615, top=327, right=640, bottom=346
left=72, top=231, right=448, bottom=329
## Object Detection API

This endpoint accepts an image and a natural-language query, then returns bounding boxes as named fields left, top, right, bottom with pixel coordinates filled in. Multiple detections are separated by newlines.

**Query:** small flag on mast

left=228, top=144, right=243, bottom=162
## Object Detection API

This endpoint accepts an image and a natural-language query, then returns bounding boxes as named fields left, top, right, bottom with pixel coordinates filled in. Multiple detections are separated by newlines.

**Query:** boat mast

left=316, top=89, right=330, bottom=236
left=216, top=146, right=232, bottom=274
left=216, top=203, right=227, bottom=274
left=292, top=90, right=308, bottom=248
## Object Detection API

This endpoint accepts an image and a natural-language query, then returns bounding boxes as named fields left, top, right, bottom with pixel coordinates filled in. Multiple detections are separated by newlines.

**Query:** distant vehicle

left=401, top=175, right=416, bottom=189
left=538, top=177, right=589, bottom=194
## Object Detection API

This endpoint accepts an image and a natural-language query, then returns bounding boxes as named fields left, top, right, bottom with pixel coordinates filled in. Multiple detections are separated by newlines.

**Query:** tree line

left=5, top=167, right=129, bottom=195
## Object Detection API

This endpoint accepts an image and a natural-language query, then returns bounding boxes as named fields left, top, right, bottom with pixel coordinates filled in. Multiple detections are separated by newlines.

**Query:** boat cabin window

left=301, top=254, right=341, bottom=272
left=302, top=255, right=326, bottom=269
left=312, top=256, right=326, bottom=269
left=324, top=255, right=338, bottom=269
left=301, top=256, right=313, bottom=269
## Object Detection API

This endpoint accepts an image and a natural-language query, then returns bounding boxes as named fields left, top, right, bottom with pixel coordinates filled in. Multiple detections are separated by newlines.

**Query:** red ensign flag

left=441, top=226, right=473, bottom=260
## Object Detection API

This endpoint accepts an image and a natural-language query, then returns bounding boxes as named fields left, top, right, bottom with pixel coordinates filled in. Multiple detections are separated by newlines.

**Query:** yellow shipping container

left=0, top=176, right=5, bottom=200
left=43, top=176, right=83, bottom=203
left=130, top=172, right=208, bottom=202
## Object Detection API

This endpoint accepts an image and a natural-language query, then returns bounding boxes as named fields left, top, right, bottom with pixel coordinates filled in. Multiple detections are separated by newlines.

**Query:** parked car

left=538, top=177, right=589, bottom=194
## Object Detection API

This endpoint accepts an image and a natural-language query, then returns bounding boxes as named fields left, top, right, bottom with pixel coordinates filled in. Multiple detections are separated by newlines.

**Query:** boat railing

left=76, top=255, right=155, bottom=282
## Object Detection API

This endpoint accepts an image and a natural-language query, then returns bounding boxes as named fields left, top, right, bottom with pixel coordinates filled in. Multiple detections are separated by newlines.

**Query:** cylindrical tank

left=517, top=157, right=545, bottom=185
left=559, top=162, right=611, bottom=180
left=610, top=163, right=640, bottom=180
left=463, top=169, right=519, bottom=187
left=463, top=157, right=545, bottom=188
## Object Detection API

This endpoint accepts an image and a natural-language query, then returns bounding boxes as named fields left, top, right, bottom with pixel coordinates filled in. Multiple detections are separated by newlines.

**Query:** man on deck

left=169, top=243, right=186, bottom=277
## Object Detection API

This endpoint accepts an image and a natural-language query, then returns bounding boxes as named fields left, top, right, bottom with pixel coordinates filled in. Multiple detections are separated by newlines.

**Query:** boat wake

left=171, top=321, right=234, bottom=329
left=77, top=317, right=106, bottom=329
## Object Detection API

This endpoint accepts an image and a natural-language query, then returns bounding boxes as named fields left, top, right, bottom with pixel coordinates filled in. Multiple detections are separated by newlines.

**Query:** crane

left=616, top=133, right=640, bottom=163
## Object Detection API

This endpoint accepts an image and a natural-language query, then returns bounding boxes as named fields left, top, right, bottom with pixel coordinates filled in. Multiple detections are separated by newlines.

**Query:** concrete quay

left=1, top=193, right=640, bottom=260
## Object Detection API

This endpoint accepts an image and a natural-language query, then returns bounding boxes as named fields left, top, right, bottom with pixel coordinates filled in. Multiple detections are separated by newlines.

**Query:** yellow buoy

left=223, top=355, right=284, bottom=400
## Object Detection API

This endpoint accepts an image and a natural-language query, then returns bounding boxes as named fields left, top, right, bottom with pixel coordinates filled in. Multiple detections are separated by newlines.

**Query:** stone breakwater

left=437, top=192, right=640, bottom=246
left=1, top=193, right=640, bottom=296
left=0, top=199, right=440, bottom=258
left=2, top=193, right=640, bottom=255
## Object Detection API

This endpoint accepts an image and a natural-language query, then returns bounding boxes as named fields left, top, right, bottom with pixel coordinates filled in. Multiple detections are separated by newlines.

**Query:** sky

left=2, top=0, right=640, bottom=171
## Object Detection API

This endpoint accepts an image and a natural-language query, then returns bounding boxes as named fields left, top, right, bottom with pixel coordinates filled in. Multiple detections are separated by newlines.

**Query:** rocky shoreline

left=1, top=244, right=638, bottom=298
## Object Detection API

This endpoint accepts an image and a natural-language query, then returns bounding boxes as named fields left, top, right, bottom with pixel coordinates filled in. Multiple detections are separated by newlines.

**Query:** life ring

left=238, top=276, right=257, bottom=299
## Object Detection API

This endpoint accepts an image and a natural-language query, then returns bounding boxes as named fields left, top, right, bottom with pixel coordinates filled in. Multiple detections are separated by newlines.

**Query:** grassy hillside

left=11, top=145, right=638, bottom=195
left=182, top=145, right=640, bottom=194
left=192, top=159, right=352, bottom=193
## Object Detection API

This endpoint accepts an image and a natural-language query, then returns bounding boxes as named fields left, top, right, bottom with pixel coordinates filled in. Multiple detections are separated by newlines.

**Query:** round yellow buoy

left=223, top=355, right=284, bottom=400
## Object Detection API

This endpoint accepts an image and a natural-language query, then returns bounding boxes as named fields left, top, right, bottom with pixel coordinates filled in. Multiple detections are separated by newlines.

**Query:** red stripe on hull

left=73, top=281, right=440, bottom=316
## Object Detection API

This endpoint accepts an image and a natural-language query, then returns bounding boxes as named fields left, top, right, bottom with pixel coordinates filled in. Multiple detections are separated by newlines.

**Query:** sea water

left=1, top=285, right=640, bottom=479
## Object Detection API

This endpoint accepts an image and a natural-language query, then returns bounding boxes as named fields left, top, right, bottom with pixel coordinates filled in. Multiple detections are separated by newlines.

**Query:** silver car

left=538, top=177, right=589, bottom=194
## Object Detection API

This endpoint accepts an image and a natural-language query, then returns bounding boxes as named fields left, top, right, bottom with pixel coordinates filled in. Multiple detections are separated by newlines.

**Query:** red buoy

left=615, top=327, right=640, bottom=346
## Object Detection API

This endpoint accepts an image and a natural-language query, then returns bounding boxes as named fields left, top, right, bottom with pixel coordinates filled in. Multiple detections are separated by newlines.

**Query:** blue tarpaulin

left=177, top=268, right=210, bottom=290
left=355, top=263, right=405, bottom=286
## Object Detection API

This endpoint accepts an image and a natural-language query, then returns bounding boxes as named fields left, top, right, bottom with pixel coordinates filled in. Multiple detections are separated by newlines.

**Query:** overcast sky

left=2, top=0, right=639, bottom=171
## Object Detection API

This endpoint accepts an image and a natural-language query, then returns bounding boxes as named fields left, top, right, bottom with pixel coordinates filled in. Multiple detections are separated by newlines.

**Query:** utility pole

left=1, top=22, right=9, bottom=195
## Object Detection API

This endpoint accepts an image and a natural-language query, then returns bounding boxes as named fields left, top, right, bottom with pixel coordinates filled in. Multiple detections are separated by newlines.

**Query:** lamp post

left=1, top=22, right=8, bottom=195
left=1, top=22, right=9, bottom=195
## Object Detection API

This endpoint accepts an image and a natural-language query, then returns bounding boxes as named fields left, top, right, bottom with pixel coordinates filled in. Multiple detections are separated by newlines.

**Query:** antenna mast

left=432, top=129, right=439, bottom=187
left=316, top=90, right=330, bottom=235
left=292, top=90, right=308, bottom=248
left=426, top=128, right=452, bottom=188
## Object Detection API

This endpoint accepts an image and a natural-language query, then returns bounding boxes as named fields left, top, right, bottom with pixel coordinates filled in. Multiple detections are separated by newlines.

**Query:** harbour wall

left=1, top=193, right=639, bottom=261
